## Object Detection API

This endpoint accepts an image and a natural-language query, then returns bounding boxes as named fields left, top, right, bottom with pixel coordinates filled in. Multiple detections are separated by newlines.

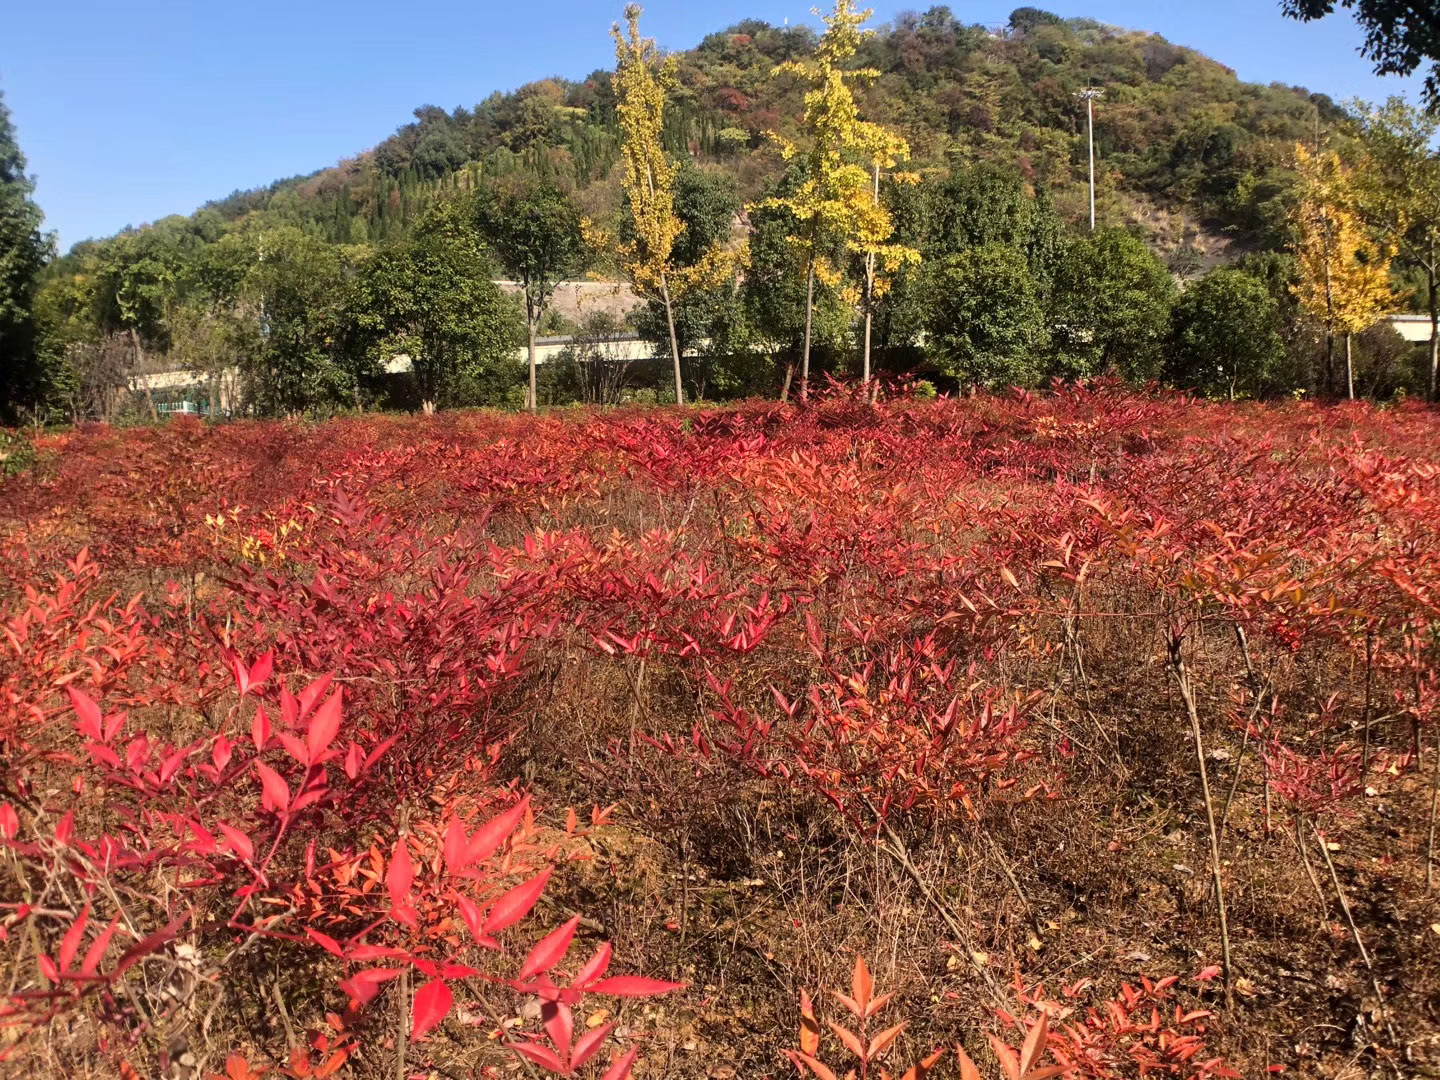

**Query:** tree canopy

left=0, top=92, right=52, bottom=418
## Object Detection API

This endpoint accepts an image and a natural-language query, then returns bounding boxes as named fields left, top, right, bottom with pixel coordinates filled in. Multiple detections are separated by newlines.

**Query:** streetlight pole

left=1077, top=87, right=1104, bottom=232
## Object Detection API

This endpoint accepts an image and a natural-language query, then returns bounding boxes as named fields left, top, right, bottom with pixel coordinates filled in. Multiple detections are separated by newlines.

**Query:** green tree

left=1349, top=99, right=1440, bottom=399
left=465, top=179, right=587, bottom=411
left=240, top=228, right=357, bottom=416
left=741, top=200, right=849, bottom=384
left=0, top=92, right=54, bottom=419
left=634, top=162, right=743, bottom=398
left=349, top=232, right=521, bottom=413
left=1009, top=7, right=1065, bottom=33
left=924, top=163, right=1062, bottom=279
left=923, top=243, right=1048, bottom=390
left=1050, top=228, right=1176, bottom=382
left=1282, top=1, right=1440, bottom=107
left=1168, top=268, right=1285, bottom=399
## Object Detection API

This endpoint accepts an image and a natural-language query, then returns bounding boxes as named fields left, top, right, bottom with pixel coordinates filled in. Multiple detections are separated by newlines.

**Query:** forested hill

left=178, top=6, right=1335, bottom=256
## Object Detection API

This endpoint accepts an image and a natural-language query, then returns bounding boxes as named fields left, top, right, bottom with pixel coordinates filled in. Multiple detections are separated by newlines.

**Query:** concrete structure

left=133, top=333, right=677, bottom=411
left=1383, top=314, right=1436, bottom=343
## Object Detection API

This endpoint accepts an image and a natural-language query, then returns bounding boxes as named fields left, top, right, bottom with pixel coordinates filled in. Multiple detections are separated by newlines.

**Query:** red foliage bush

left=3, top=385, right=1439, bottom=1076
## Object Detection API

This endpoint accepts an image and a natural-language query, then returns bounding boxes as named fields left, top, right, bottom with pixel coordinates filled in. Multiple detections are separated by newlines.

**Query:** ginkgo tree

left=1293, top=143, right=1394, bottom=399
left=612, top=4, right=730, bottom=407
left=758, top=0, right=916, bottom=400
left=850, top=127, right=919, bottom=397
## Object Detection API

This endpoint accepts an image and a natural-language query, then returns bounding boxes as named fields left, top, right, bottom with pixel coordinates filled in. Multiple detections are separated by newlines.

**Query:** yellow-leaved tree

left=612, top=4, right=687, bottom=406
left=1293, top=143, right=1395, bottom=399
left=758, top=0, right=917, bottom=400
left=849, top=128, right=919, bottom=397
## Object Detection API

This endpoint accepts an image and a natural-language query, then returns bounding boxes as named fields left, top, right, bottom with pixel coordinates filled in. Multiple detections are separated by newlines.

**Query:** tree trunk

left=1324, top=330, right=1334, bottom=398
left=1345, top=332, right=1355, bottom=400
left=527, top=317, right=538, bottom=413
left=131, top=328, right=159, bottom=421
left=863, top=305, right=874, bottom=388
left=800, top=257, right=816, bottom=402
left=660, top=271, right=684, bottom=406
left=1429, top=262, right=1439, bottom=403
left=862, top=161, right=878, bottom=394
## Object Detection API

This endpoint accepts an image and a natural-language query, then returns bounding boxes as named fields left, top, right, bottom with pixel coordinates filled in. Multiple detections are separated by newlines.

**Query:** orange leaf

left=852, top=955, right=873, bottom=1015
left=828, top=1021, right=866, bottom=1062
left=1019, top=1013, right=1049, bottom=1076
left=900, top=1049, right=946, bottom=1080
left=788, top=1051, right=842, bottom=1080
left=867, top=1021, right=907, bottom=1060
left=800, top=988, right=821, bottom=1056
left=988, top=1035, right=1021, bottom=1080
left=954, top=1045, right=982, bottom=1080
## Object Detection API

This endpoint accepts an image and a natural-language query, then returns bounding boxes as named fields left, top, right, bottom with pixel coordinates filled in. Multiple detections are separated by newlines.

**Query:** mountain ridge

left=73, top=7, right=1340, bottom=259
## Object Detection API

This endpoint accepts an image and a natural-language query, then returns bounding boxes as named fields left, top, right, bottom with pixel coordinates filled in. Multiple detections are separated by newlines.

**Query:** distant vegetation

left=3, top=4, right=1440, bottom=421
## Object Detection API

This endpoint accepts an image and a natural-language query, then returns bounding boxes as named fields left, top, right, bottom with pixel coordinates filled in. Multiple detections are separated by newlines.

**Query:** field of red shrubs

left=2, top=385, right=1439, bottom=1080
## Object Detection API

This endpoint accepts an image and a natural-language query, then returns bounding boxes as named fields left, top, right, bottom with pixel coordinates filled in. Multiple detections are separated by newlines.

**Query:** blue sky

left=2, top=1, right=1426, bottom=251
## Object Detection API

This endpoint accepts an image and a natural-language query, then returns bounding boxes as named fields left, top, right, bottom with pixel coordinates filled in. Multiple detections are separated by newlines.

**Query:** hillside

left=188, top=7, right=1338, bottom=255
left=24, top=5, right=1426, bottom=426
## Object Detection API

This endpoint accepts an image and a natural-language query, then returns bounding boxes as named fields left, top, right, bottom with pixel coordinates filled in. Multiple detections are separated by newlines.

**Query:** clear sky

left=2, top=0, right=1426, bottom=251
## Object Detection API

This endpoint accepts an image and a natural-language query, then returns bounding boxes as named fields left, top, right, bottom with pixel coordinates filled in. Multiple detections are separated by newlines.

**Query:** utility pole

left=1077, top=87, right=1104, bottom=232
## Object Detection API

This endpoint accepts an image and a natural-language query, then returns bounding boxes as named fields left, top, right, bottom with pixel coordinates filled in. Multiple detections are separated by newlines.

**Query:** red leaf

left=387, top=838, right=414, bottom=907
left=586, top=975, right=686, bottom=998
left=521, top=916, right=580, bottom=980
left=59, top=905, right=90, bottom=972
left=483, top=868, right=551, bottom=934
left=299, top=673, right=334, bottom=719
left=411, top=980, right=452, bottom=1041
left=0, top=802, right=17, bottom=840
left=574, top=942, right=613, bottom=987
left=69, top=686, right=103, bottom=742
left=344, top=742, right=362, bottom=780
left=231, top=654, right=250, bottom=697
left=217, top=823, right=254, bottom=862
left=251, top=705, right=272, bottom=753
left=542, top=1001, right=574, bottom=1060
left=363, top=734, right=399, bottom=773
left=340, top=967, right=405, bottom=1006
left=390, top=903, right=419, bottom=929
left=508, top=1040, right=568, bottom=1073
left=254, top=761, right=290, bottom=814
left=80, top=915, right=122, bottom=977
left=212, top=735, right=233, bottom=772
left=112, top=914, right=189, bottom=977
left=277, top=730, right=310, bottom=766
left=307, top=688, right=343, bottom=762
left=306, top=928, right=346, bottom=958
left=249, top=651, right=275, bottom=690
left=55, top=811, right=74, bottom=845
left=455, top=894, right=488, bottom=943
left=572, top=1022, right=615, bottom=1070
left=443, top=817, right=467, bottom=876
left=38, top=954, right=59, bottom=984
left=461, top=796, right=530, bottom=869
left=600, top=1046, right=640, bottom=1080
